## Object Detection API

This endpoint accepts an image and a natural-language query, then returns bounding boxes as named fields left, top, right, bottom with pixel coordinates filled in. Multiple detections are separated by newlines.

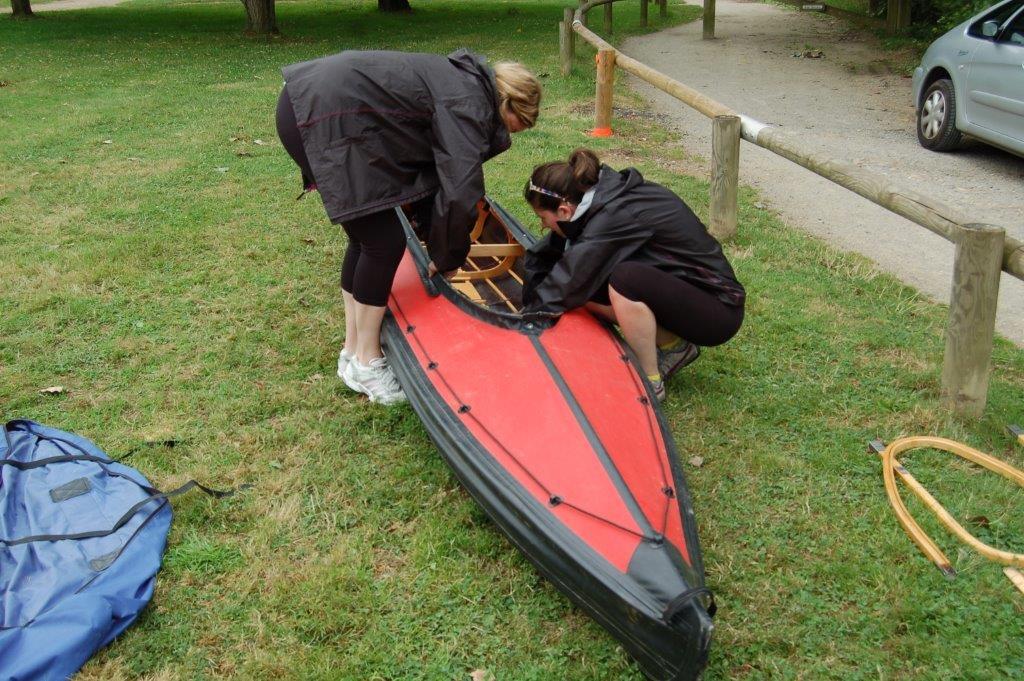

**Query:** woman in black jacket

left=522, top=149, right=744, bottom=401
left=276, top=49, right=541, bottom=404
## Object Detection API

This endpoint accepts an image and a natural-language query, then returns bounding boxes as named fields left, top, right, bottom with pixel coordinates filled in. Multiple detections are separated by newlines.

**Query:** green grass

left=2, top=1, right=1024, bottom=678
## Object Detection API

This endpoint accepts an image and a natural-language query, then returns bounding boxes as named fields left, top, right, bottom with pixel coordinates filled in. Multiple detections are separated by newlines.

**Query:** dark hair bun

left=568, top=148, right=600, bottom=188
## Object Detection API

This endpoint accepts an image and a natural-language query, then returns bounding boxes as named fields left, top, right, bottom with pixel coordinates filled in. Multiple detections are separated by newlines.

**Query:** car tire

left=917, top=79, right=962, bottom=152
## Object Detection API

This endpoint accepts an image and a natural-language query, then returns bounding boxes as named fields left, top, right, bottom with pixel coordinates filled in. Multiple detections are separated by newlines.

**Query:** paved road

left=624, top=0, right=1024, bottom=345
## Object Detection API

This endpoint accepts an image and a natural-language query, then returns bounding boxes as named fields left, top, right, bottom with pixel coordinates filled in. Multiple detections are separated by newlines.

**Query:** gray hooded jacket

left=282, top=49, right=511, bottom=272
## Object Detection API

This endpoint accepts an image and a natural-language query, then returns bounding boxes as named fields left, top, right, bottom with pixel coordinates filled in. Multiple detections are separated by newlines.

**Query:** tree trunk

left=378, top=0, right=411, bottom=11
left=11, top=0, right=35, bottom=19
left=241, top=0, right=277, bottom=35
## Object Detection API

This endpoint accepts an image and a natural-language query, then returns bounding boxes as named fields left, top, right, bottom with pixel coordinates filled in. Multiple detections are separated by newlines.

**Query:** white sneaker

left=343, top=356, right=407, bottom=405
left=337, top=348, right=353, bottom=377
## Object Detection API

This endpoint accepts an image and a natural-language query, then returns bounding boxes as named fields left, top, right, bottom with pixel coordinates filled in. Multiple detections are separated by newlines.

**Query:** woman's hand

left=427, top=261, right=459, bottom=280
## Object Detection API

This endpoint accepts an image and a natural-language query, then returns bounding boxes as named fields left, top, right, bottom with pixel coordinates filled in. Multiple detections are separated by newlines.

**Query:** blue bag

left=1, top=419, right=187, bottom=680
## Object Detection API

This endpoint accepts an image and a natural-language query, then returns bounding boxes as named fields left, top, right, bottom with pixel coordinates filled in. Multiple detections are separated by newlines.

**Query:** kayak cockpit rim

left=395, top=202, right=559, bottom=333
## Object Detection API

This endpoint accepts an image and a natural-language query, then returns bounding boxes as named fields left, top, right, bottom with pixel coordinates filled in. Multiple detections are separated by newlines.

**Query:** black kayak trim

left=383, top=309, right=713, bottom=680
left=527, top=334, right=658, bottom=540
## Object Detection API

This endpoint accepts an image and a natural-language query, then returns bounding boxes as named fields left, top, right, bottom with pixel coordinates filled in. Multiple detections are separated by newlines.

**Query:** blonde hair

left=493, top=62, right=542, bottom=129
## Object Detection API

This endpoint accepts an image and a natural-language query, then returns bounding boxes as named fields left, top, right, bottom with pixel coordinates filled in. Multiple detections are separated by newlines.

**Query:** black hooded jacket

left=282, top=49, right=511, bottom=272
left=523, top=166, right=745, bottom=315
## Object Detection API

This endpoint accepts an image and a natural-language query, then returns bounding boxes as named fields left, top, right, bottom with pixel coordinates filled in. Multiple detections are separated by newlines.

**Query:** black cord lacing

left=390, top=295, right=675, bottom=542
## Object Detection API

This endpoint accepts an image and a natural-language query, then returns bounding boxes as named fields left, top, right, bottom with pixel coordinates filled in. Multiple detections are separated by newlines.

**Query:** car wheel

left=917, top=79, right=962, bottom=152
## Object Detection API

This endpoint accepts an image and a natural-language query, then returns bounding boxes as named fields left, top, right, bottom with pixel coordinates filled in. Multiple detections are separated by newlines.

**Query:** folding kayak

left=381, top=199, right=715, bottom=681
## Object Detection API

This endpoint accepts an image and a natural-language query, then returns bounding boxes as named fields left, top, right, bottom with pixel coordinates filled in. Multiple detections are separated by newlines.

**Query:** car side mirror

left=982, top=20, right=1000, bottom=38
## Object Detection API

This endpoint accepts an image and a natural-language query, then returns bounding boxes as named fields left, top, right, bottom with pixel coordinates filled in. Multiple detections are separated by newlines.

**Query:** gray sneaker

left=343, top=356, right=407, bottom=405
left=650, top=378, right=667, bottom=403
left=657, top=341, right=700, bottom=380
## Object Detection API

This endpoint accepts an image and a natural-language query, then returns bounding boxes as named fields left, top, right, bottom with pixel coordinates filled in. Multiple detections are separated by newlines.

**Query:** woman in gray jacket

left=523, top=149, right=745, bottom=402
left=277, top=49, right=541, bottom=404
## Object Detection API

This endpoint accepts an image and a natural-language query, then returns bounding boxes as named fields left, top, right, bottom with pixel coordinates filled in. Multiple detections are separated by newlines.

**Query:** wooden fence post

left=710, top=115, right=740, bottom=240
left=659, top=0, right=668, bottom=19
left=591, top=48, right=615, bottom=137
left=560, top=7, right=575, bottom=76
left=703, top=0, right=716, bottom=39
left=941, top=223, right=1004, bottom=418
left=641, top=0, right=648, bottom=27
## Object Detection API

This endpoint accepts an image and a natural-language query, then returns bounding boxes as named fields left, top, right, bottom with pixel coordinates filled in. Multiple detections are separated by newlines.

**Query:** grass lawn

left=2, top=0, right=1023, bottom=678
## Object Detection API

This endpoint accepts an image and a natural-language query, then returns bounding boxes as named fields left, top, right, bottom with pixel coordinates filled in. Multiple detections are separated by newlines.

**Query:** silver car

left=913, top=0, right=1024, bottom=156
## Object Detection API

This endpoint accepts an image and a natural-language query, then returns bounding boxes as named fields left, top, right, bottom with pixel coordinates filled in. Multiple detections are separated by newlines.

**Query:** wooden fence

left=558, top=0, right=1024, bottom=418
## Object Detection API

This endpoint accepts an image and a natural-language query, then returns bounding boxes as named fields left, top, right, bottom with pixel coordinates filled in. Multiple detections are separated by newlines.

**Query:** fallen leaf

left=301, top=237, right=317, bottom=244
left=470, top=671, right=493, bottom=681
left=253, top=139, right=266, bottom=146
left=0, top=81, right=9, bottom=87
left=39, top=386, right=65, bottom=395
left=214, top=167, right=230, bottom=173
left=236, top=150, right=253, bottom=157
left=269, top=460, right=283, bottom=470
left=688, top=456, right=705, bottom=468
left=102, top=139, right=113, bottom=144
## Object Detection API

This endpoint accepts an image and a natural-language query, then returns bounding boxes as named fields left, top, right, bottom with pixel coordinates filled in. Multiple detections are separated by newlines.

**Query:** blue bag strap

left=0, top=479, right=246, bottom=546
left=1, top=420, right=249, bottom=546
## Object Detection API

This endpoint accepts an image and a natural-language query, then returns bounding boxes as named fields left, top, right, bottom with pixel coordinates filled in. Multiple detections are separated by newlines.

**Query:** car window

left=968, top=0, right=1024, bottom=37
left=1003, top=8, right=1024, bottom=44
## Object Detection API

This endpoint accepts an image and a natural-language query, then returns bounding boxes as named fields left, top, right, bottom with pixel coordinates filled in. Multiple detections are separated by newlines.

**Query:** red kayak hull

left=383, top=204, right=713, bottom=680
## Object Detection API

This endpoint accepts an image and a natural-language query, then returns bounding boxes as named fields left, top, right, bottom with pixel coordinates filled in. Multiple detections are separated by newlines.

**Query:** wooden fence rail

left=561, top=1, right=1021, bottom=417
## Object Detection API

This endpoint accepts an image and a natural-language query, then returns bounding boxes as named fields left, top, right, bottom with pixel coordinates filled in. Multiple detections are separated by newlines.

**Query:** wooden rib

left=468, top=243, right=525, bottom=258
left=452, top=256, right=517, bottom=281
left=482, top=276, right=517, bottom=312
left=452, top=280, right=483, bottom=303
left=469, top=201, right=489, bottom=241
left=459, top=257, right=517, bottom=312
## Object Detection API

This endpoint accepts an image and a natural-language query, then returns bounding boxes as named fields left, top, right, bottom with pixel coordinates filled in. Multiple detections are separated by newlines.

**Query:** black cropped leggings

left=276, top=86, right=406, bottom=307
left=339, top=211, right=407, bottom=307
left=597, top=262, right=744, bottom=347
left=276, top=85, right=316, bottom=191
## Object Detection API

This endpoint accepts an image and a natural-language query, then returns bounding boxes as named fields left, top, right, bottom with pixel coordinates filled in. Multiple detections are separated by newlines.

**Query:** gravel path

left=624, top=0, right=1024, bottom=346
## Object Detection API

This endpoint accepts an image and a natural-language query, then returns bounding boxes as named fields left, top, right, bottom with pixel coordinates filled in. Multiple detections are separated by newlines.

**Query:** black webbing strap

left=1, top=453, right=116, bottom=471
left=663, top=586, right=717, bottom=623
left=0, top=480, right=249, bottom=546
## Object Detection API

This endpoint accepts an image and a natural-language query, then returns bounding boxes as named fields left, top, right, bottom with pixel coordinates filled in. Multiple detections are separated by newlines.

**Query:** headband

left=528, top=181, right=566, bottom=201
